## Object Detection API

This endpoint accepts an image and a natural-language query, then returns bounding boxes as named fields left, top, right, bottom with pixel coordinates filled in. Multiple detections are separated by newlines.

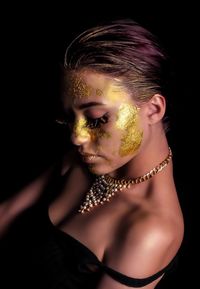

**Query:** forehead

left=62, top=70, right=132, bottom=107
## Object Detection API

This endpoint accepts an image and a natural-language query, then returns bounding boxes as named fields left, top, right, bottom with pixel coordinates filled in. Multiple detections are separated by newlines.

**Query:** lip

left=80, top=153, right=101, bottom=163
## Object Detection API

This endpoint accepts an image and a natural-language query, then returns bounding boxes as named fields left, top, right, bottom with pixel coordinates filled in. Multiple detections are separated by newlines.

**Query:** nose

left=71, top=118, right=91, bottom=146
left=71, top=131, right=90, bottom=146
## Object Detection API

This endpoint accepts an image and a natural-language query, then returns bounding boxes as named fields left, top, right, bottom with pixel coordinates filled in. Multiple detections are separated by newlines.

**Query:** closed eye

left=86, top=113, right=109, bottom=129
left=55, top=113, right=109, bottom=129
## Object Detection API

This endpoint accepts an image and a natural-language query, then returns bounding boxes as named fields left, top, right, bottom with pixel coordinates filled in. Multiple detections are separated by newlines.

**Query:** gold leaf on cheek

left=119, top=129, right=143, bottom=156
left=116, top=103, right=143, bottom=156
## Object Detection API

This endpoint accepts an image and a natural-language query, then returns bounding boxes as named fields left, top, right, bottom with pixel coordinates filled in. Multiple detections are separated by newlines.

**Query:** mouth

left=80, top=153, right=101, bottom=163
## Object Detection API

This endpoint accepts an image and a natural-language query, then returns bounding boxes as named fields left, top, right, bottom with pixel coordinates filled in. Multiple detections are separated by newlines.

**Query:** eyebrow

left=77, top=102, right=105, bottom=109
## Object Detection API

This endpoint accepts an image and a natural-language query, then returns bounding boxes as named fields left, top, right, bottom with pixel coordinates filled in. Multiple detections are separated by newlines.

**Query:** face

left=61, top=69, right=143, bottom=175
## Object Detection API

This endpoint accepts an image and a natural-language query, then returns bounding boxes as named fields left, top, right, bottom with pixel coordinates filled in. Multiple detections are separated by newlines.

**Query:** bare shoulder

left=101, top=211, right=183, bottom=286
left=95, top=211, right=184, bottom=289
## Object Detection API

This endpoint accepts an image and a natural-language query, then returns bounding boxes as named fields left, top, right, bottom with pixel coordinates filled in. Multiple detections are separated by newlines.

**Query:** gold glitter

left=74, top=118, right=90, bottom=139
left=96, top=88, right=103, bottom=96
left=116, top=103, right=143, bottom=156
left=74, top=77, right=92, bottom=98
left=73, top=117, right=110, bottom=144
left=66, top=74, right=104, bottom=101
left=67, top=74, right=93, bottom=99
left=90, top=128, right=111, bottom=142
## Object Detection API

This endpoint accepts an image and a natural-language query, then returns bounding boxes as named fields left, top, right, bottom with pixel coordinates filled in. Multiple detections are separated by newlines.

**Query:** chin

left=88, top=163, right=118, bottom=176
left=88, top=166, right=105, bottom=175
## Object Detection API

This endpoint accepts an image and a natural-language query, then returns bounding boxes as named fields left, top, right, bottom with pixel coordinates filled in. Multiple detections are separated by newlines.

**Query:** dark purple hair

left=64, top=19, right=169, bottom=103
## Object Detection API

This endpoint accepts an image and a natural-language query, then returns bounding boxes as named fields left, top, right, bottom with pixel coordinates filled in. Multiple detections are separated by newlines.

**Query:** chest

left=48, top=166, right=134, bottom=261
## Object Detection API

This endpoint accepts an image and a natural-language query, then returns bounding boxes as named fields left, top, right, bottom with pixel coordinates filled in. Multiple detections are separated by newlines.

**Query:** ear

left=145, top=94, right=166, bottom=124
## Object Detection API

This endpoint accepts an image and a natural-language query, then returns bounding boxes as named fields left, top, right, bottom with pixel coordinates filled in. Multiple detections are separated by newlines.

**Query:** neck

left=79, top=137, right=172, bottom=214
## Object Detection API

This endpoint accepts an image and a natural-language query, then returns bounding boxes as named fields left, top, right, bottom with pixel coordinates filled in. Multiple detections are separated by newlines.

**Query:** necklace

left=78, top=147, right=172, bottom=214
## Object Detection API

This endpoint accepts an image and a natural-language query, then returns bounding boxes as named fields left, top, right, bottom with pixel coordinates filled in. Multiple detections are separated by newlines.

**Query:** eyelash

left=55, top=113, right=109, bottom=129
left=86, top=114, right=108, bottom=129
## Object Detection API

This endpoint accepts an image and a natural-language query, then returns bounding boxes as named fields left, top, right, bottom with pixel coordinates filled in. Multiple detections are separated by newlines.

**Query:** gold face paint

left=66, top=73, right=103, bottom=101
left=96, top=88, right=103, bottom=96
left=90, top=128, right=111, bottom=142
left=69, top=75, right=92, bottom=99
left=74, top=117, right=111, bottom=143
left=74, top=118, right=90, bottom=139
left=106, top=85, right=126, bottom=102
left=116, top=103, right=143, bottom=156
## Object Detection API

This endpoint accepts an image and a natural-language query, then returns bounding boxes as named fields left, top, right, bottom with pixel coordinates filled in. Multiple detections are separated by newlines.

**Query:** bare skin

left=1, top=148, right=183, bottom=288
left=47, top=148, right=183, bottom=289
left=49, top=70, right=184, bottom=288
left=0, top=70, right=184, bottom=289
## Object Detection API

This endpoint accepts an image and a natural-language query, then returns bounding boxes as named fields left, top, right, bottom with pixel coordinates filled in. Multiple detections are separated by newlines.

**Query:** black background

left=1, top=2, right=198, bottom=288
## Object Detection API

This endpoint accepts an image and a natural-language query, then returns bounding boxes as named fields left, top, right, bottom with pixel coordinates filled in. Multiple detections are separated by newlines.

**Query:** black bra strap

left=100, top=256, right=177, bottom=287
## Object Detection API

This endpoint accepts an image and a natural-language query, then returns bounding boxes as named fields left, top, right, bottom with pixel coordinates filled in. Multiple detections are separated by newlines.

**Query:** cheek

left=119, top=125, right=143, bottom=157
left=90, top=128, right=112, bottom=153
left=115, top=104, right=143, bottom=157
left=94, top=128, right=121, bottom=157
left=89, top=126, right=120, bottom=159
left=90, top=128, right=111, bottom=142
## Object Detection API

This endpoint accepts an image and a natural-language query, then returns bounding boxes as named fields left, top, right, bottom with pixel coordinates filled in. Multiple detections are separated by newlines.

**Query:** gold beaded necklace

left=78, top=147, right=172, bottom=214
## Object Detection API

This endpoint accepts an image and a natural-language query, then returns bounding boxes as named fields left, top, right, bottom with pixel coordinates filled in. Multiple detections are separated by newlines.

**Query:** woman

left=0, top=19, right=184, bottom=289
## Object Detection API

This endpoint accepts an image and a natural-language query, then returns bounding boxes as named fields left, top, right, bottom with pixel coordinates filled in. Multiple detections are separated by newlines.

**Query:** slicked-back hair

left=64, top=19, right=169, bottom=103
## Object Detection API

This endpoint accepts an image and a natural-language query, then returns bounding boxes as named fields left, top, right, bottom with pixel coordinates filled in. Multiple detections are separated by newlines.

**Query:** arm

left=0, top=166, right=54, bottom=237
left=0, top=149, right=76, bottom=237
left=96, top=216, right=181, bottom=289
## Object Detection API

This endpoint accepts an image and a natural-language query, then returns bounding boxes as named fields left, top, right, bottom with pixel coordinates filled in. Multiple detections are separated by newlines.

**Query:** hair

left=64, top=19, right=170, bottom=104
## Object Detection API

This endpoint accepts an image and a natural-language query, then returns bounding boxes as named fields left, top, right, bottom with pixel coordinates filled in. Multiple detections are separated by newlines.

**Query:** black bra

left=52, top=223, right=177, bottom=288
